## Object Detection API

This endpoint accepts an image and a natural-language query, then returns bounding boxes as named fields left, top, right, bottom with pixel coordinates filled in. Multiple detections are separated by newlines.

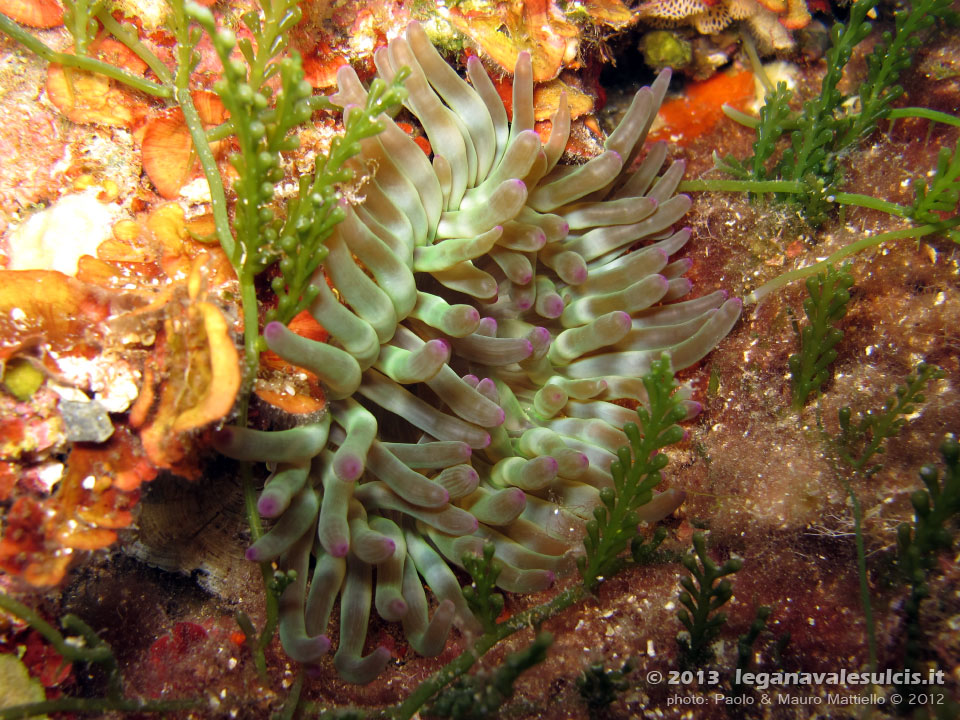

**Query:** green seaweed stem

left=95, top=8, right=174, bottom=85
left=679, top=179, right=911, bottom=217
left=888, top=107, right=960, bottom=128
left=0, top=13, right=171, bottom=97
left=745, top=218, right=960, bottom=304
left=0, top=592, right=202, bottom=719
left=390, top=584, right=587, bottom=720
left=837, top=474, right=877, bottom=672
left=827, top=364, right=945, bottom=675
left=0, top=697, right=200, bottom=720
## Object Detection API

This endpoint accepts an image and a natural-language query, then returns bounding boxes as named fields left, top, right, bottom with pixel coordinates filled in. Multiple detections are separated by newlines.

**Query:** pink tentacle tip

left=730, top=297, right=743, bottom=309
left=336, top=456, right=363, bottom=482
left=330, top=541, right=350, bottom=558
left=495, top=407, right=506, bottom=426
left=258, top=495, right=281, bottom=517
left=245, top=546, right=262, bottom=562
left=544, top=297, right=564, bottom=317
left=479, top=433, right=492, bottom=449
left=263, top=321, right=285, bottom=341
left=571, top=265, right=588, bottom=284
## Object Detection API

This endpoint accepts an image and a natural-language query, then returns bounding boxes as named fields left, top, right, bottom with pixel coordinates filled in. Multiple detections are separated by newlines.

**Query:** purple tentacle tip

left=544, top=297, right=564, bottom=317
left=258, top=494, right=281, bottom=518
left=337, top=456, right=363, bottom=482
left=330, top=541, right=349, bottom=558
left=245, top=546, right=261, bottom=562
left=263, top=321, right=285, bottom=342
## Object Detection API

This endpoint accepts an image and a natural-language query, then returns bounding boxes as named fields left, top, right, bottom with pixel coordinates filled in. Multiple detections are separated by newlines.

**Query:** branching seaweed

left=681, top=0, right=960, bottom=305
left=184, top=3, right=408, bottom=385
left=62, top=0, right=104, bottom=55
left=897, top=436, right=960, bottom=682
left=909, top=138, right=960, bottom=240
left=789, top=265, right=854, bottom=411
left=462, top=541, right=506, bottom=636
left=0, top=593, right=200, bottom=719
left=827, top=362, right=943, bottom=673
left=842, top=0, right=959, bottom=147
left=676, top=532, right=743, bottom=668
left=426, top=633, right=553, bottom=720
left=577, top=659, right=634, bottom=715
left=735, top=605, right=771, bottom=677
left=578, top=355, right=687, bottom=591
left=837, top=363, right=945, bottom=475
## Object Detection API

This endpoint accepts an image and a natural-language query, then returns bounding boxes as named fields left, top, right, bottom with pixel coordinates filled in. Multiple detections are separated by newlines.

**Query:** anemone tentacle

left=216, top=22, right=742, bottom=682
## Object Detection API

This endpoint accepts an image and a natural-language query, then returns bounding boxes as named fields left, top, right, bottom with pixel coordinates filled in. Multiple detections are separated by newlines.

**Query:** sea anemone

left=213, top=22, right=742, bottom=683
